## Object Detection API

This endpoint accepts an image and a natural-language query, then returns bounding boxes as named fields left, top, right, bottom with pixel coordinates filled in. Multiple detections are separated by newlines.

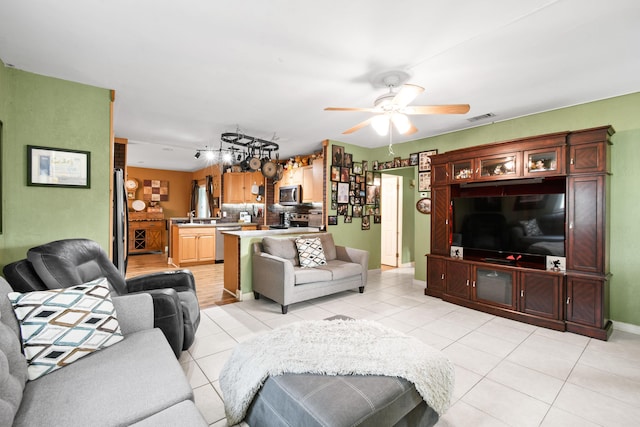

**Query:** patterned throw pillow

left=520, top=218, right=544, bottom=236
left=8, top=278, right=124, bottom=381
left=295, top=237, right=328, bottom=268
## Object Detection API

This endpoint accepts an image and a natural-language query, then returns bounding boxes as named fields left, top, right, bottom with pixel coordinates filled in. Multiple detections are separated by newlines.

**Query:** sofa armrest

left=126, top=269, right=196, bottom=293
left=112, top=293, right=154, bottom=335
left=335, top=246, right=369, bottom=287
left=252, top=252, right=295, bottom=302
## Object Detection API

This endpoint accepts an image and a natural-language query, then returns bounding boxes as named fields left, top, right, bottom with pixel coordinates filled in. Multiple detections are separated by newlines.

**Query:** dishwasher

left=215, top=226, right=241, bottom=262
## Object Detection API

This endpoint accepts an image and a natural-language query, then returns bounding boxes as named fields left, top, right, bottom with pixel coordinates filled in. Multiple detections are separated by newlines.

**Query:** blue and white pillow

left=9, top=278, right=124, bottom=380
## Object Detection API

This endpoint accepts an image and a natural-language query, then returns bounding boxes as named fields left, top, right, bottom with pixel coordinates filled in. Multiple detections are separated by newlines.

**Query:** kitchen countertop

left=221, top=227, right=321, bottom=237
left=171, top=220, right=260, bottom=228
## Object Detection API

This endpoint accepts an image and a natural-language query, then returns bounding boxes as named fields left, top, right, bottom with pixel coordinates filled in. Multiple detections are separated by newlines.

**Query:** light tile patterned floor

left=179, top=267, right=640, bottom=426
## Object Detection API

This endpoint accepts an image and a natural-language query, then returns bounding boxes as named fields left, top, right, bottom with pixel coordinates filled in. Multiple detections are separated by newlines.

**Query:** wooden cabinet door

left=566, top=275, right=605, bottom=328
left=445, top=260, right=471, bottom=300
left=519, top=271, right=562, bottom=320
left=567, top=175, right=604, bottom=273
left=178, top=234, right=198, bottom=263
left=197, top=234, right=215, bottom=262
left=302, top=166, right=315, bottom=203
left=473, top=267, right=516, bottom=309
left=431, top=163, right=448, bottom=186
left=569, top=141, right=606, bottom=174
left=430, top=186, right=450, bottom=255
left=426, top=256, right=446, bottom=297
left=223, top=173, right=245, bottom=203
left=523, top=147, right=565, bottom=177
left=312, top=159, right=324, bottom=202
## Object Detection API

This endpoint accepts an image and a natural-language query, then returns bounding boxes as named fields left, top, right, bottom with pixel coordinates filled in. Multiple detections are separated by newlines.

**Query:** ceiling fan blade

left=405, top=122, right=418, bottom=135
left=343, top=118, right=373, bottom=134
left=324, top=107, right=377, bottom=112
left=405, top=104, right=471, bottom=115
left=392, top=84, right=425, bottom=107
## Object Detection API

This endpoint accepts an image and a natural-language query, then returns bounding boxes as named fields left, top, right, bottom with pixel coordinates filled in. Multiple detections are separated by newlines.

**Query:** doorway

left=381, top=174, right=402, bottom=267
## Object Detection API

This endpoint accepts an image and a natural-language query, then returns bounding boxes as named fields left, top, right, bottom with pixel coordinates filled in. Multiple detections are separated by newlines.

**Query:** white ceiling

left=1, top=0, right=638, bottom=172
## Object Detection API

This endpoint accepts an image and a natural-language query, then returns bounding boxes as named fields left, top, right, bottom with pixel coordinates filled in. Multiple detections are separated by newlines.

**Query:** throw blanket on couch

left=219, top=319, right=455, bottom=425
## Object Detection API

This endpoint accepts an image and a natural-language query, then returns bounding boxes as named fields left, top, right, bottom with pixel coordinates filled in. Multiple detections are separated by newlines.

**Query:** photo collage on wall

left=329, top=145, right=380, bottom=230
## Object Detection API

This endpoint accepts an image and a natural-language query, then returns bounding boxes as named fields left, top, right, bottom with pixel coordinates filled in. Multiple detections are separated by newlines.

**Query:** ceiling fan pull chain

left=388, top=121, right=395, bottom=156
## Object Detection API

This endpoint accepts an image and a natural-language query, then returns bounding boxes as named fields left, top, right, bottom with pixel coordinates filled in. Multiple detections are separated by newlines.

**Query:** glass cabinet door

left=473, top=267, right=515, bottom=308
left=524, top=148, right=564, bottom=176
left=451, top=160, right=474, bottom=181
left=478, top=154, right=518, bottom=179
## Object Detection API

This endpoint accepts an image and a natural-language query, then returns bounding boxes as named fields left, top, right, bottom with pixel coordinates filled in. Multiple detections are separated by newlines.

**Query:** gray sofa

left=0, top=277, right=207, bottom=427
left=252, top=233, right=369, bottom=313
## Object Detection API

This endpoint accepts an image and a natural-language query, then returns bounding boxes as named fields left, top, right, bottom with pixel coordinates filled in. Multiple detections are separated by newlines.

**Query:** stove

left=288, top=213, right=309, bottom=227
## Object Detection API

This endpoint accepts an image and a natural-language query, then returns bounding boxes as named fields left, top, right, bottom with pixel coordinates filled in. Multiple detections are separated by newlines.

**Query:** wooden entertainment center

left=425, top=126, right=613, bottom=340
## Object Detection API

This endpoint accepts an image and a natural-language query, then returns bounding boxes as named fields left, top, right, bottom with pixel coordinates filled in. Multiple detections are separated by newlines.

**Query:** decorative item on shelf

left=125, top=178, right=138, bottom=199
left=131, top=200, right=146, bottom=212
left=450, top=246, right=463, bottom=259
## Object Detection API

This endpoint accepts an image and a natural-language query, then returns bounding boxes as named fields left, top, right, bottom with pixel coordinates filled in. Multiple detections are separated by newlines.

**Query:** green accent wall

left=0, top=63, right=112, bottom=269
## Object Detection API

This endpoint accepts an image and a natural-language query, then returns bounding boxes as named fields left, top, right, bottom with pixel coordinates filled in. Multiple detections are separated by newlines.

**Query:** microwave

left=279, top=185, right=302, bottom=205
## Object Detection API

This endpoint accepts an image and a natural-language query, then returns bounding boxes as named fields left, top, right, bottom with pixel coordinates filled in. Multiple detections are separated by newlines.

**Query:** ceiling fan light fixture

left=391, top=113, right=411, bottom=134
left=371, top=115, right=390, bottom=136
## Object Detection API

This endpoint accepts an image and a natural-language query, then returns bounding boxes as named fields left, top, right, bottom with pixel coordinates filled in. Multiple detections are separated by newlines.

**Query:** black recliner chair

left=3, top=238, right=200, bottom=357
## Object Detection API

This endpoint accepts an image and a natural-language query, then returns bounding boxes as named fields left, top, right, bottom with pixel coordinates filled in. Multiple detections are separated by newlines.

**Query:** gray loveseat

left=252, top=233, right=369, bottom=313
left=0, top=277, right=207, bottom=427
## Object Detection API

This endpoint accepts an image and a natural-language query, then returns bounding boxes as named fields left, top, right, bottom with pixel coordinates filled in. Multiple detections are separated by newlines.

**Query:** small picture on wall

left=343, top=153, right=353, bottom=168
left=332, top=145, right=344, bottom=166
left=344, top=215, right=352, bottom=224
left=373, top=215, right=381, bottom=224
left=362, top=215, right=371, bottom=230
left=409, top=153, right=419, bottom=166
left=362, top=160, right=368, bottom=171
left=352, top=162, right=362, bottom=175
left=337, top=204, right=348, bottom=216
left=419, top=150, right=438, bottom=172
left=330, top=165, right=340, bottom=181
left=418, top=171, right=431, bottom=192
left=352, top=205, right=362, bottom=217
left=328, top=215, right=338, bottom=225
left=337, top=182, right=349, bottom=203
left=340, top=167, right=350, bottom=182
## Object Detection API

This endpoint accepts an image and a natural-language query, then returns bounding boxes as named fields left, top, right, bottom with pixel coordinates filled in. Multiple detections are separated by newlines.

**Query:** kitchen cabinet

left=274, top=161, right=323, bottom=204
left=566, top=274, right=609, bottom=339
left=429, top=186, right=450, bottom=256
left=128, top=220, right=165, bottom=254
left=223, top=171, right=263, bottom=204
left=523, top=147, right=565, bottom=177
left=171, top=225, right=216, bottom=266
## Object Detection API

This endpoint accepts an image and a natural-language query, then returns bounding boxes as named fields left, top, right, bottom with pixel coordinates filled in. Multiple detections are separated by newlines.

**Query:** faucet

left=188, top=210, right=196, bottom=223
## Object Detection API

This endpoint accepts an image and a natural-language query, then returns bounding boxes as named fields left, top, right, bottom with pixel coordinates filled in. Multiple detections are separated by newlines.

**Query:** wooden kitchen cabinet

left=223, top=171, right=263, bottom=203
left=128, top=220, right=165, bottom=254
left=170, top=225, right=216, bottom=266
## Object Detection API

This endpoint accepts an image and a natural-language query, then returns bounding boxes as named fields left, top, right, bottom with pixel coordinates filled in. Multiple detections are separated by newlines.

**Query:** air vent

left=468, top=112, right=496, bottom=122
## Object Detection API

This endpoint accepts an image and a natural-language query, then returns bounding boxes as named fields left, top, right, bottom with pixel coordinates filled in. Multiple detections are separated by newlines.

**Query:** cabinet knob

left=566, top=297, right=571, bottom=305
left=441, top=274, right=445, bottom=280
left=520, top=290, right=524, bottom=298
left=466, top=279, right=470, bottom=287
left=569, top=222, right=574, bottom=229
left=472, top=281, right=476, bottom=288
left=570, top=158, right=575, bottom=165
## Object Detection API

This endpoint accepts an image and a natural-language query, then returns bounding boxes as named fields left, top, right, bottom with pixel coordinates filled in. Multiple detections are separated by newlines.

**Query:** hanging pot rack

left=220, top=132, right=279, bottom=155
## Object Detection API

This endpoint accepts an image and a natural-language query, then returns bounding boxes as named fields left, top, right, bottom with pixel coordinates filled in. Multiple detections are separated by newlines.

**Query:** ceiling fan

left=325, top=73, right=470, bottom=136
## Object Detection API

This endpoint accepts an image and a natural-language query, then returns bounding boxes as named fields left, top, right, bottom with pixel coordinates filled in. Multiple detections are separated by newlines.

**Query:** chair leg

left=254, top=291, right=260, bottom=299
left=281, top=305, right=289, bottom=314
left=359, top=286, right=365, bottom=293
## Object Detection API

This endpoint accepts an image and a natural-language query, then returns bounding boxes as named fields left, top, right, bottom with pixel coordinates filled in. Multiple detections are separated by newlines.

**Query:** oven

left=289, top=213, right=309, bottom=227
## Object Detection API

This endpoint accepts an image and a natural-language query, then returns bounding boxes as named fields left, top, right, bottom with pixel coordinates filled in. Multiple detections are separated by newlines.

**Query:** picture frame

left=352, top=205, right=362, bottom=218
left=343, top=153, right=353, bottom=168
left=366, top=185, right=378, bottom=205
left=328, top=215, right=338, bottom=225
left=361, top=215, right=370, bottom=230
left=337, top=182, right=349, bottom=203
left=340, top=167, right=350, bottom=182
left=418, top=171, right=431, bottom=192
left=362, top=160, right=368, bottom=172
left=330, top=165, right=341, bottom=182
left=352, top=162, right=362, bottom=175
left=409, top=152, right=419, bottom=166
left=332, top=145, right=344, bottom=166
left=344, top=215, right=352, bottom=223
left=418, top=149, right=437, bottom=172
left=373, top=215, right=381, bottom=224
left=366, top=171, right=374, bottom=185
left=27, top=145, right=90, bottom=188
left=393, top=157, right=401, bottom=168
left=401, top=158, right=410, bottom=167
left=416, top=197, right=432, bottom=214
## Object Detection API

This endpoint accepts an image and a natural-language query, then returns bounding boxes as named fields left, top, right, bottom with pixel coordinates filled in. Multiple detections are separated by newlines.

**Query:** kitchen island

left=222, top=227, right=322, bottom=300
left=169, top=221, right=258, bottom=267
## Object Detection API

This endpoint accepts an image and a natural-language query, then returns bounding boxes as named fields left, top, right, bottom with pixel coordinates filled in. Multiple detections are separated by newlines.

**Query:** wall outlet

left=450, top=246, right=464, bottom=259
left=546, top=256, right=566, bottom=271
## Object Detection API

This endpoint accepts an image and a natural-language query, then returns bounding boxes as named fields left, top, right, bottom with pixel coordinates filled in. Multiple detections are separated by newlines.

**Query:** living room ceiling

left=0, top=1, right=638, bottom=172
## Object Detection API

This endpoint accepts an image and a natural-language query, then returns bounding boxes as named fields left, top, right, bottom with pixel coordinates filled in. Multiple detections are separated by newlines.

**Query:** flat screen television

left=452, top=193, right=566, bottom=263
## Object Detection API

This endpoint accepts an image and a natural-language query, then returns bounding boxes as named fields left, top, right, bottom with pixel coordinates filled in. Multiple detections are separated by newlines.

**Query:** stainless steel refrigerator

left=112, top=168, right=128, bottom=276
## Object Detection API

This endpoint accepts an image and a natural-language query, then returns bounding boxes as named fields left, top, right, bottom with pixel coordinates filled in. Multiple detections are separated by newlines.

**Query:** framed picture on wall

left=418, top=171, right=431, bottom=191
left=418, top=150, right=437, bottom=172
left=27, top=145, right=90, bottom=188
left=332, top=145, right=344, bottom=166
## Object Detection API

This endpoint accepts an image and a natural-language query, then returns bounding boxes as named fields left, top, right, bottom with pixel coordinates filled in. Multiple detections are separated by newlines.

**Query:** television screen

left=452, top=193, right=565, bottom=258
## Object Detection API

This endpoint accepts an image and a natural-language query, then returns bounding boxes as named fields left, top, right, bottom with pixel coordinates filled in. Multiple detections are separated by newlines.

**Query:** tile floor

left=179, top=267, right=640, bottom=427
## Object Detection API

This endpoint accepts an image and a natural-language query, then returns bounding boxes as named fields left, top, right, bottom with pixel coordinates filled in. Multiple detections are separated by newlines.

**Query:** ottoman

left=244, top=373, right=439, bottom=427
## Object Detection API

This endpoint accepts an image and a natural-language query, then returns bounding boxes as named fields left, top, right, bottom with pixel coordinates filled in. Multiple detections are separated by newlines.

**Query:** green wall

left=332, top=92, right=640, bottom=327
left=0, top=63, right=112, bottom=269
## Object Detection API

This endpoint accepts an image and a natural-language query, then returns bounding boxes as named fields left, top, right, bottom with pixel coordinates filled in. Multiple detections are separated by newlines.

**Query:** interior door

left=381, top=174, right=402, bottom=266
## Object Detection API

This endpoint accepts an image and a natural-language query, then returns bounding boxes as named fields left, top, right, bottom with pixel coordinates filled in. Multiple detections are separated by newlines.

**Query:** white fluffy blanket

left=219, top=319, right=455, bottom=425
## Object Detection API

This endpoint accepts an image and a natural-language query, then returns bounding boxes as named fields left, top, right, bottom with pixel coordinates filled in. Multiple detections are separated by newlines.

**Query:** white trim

left=613, top=320, right=640, bottom=336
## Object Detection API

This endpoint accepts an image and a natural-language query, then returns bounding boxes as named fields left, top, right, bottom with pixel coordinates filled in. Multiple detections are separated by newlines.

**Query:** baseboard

left=612, top=320, right=640, bottom=336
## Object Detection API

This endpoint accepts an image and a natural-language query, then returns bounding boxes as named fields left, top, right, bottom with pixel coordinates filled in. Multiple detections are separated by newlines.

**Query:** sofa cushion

left=519, top=218, right=544, bottom=236
left=15, top=328, right=193, bottom=427
left=0, top=279, right=28, bottom=427
left=295, top=237, right=327, bottom=268
left=8, top=278, right=124, bottom=380
left=294, top=267, right=333, bottom=285
left=262, top=236, right=299, bottom=266
left=300, top=233, right=337, bottom=261
left=317, top=259, right=363, bottom=280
